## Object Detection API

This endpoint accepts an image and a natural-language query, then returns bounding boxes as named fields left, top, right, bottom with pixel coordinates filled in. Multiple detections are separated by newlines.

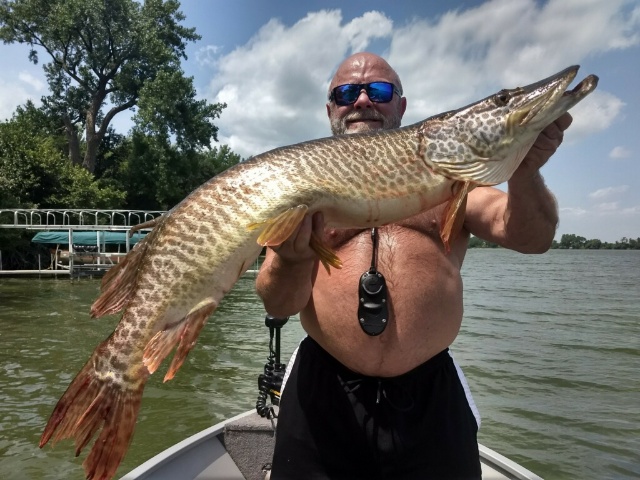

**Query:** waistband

left=301, top=336, right=451, bottom=383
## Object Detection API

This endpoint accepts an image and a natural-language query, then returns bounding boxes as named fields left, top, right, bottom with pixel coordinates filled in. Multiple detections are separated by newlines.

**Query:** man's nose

left=352, top=89, right=373, bottom=108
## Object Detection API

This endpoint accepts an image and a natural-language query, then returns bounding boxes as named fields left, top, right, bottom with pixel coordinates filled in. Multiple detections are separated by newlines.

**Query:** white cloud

left=0, top=69, right=46, bottom=120
left=560, top=206, right=587, bottom=216
left=594, top=201, right=619, bottom=212
left=609, top=146, right=632, bottom=159
left=203, top=0, right=638, bottom=157
left=206, top=10, right=393, bottom=157
left=589, top=185, right=629, bottom=199
left=17, top=72, right=45, bottom=91
left=388, top=0, right=638, bottom=124
left=621, top=205, right=640, bottom=214
left=195, top=45, right=223, bottom=68
left=566, top=91, right=626, bottom=141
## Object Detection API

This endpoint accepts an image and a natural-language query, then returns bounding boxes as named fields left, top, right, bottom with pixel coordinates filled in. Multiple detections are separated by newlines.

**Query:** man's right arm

left=255, top=212, right=323, bottom=317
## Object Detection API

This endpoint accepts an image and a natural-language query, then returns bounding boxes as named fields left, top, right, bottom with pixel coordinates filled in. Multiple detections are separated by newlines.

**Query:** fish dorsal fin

left=247, top=205, right=343, bottom=274
left=90, top=229, right=157, bottom=318
left=440, top=181, right=474, bottom=252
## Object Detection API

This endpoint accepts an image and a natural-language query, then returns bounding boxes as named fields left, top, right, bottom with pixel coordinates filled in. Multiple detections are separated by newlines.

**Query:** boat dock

left=0, top=208, right=166, bottom=277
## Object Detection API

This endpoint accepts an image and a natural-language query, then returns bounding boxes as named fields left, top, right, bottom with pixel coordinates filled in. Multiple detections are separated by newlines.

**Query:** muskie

left=40, top=65, right=597, bottom=479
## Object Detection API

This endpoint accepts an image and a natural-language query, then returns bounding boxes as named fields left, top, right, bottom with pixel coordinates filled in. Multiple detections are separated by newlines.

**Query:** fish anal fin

left=143, top=300, right=217, bottom=381
left=90, top=238, right=151, bottom=318
left=39, top=346, right=147, bottom=480
left=310, top=231, right=343, bottom=274
left=440, top=181, right=473, bottom=253
left=247, top=205, right=309, bottom=246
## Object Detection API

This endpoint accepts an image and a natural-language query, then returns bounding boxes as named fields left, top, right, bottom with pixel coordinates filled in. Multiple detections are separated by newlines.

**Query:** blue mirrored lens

left=367, top=82, right=394, bottom=101
left=333, top=82, right=395, bottom=106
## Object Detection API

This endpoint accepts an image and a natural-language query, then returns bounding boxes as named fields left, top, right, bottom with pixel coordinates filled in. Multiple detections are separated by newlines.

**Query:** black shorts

left=272, top=337, right=481, bottom=480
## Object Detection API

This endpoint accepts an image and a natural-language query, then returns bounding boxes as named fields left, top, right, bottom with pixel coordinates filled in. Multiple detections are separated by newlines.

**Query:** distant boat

left=121, top=409, right=543, bottom=480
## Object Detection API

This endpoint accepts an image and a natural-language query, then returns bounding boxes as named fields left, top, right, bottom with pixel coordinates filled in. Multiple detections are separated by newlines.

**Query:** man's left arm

left=464, top=113, right=573, bottom=253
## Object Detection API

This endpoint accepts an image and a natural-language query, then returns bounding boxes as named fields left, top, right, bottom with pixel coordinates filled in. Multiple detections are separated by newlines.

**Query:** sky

left=1, top=0, right=639, bottom=242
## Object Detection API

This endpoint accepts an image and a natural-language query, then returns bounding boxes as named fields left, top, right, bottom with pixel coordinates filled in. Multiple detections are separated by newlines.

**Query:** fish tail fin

left=248, top=205, right=343, bottom=273
left=143, top=301, right=218, bottom=382
left=40, top=346, right=147, bottom=480
left=440, top=181, right=473, bottom=253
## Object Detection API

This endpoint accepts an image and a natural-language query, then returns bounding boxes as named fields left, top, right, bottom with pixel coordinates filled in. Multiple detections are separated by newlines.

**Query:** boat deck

left=122, top=410, right=542, bottom=480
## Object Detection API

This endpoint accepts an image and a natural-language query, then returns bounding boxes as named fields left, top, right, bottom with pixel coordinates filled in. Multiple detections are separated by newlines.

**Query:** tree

left=109, top=131, right=242, bottom=210
left=0, top=0, right=225, bottom=173
left=0, top=105, right=124, bottom=208
left=584, top=238, right=602, bottom=249
left=559, top=233, right=587, bottom=249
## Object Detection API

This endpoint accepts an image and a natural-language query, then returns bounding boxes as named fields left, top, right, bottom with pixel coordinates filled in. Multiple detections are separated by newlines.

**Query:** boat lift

left=0, top=208, right=165, bottom=276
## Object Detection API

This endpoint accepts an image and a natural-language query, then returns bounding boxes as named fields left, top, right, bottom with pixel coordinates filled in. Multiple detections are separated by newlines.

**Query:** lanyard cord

left=358, top=227, right=389, bottom=336
left=369, top=228, right=378, bottom=271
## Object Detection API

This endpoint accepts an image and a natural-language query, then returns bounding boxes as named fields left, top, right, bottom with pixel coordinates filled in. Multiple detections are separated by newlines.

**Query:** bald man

left=257, top=53, right=569, bottom=479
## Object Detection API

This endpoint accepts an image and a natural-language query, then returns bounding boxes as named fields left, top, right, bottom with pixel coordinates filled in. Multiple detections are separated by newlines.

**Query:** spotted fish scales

left=39, top=65, right=597, bottom=480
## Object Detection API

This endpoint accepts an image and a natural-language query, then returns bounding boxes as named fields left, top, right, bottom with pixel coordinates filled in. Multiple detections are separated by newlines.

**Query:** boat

left=122, top=317, right=543, bottom=480
left=121, top=408, right=543, bottom=480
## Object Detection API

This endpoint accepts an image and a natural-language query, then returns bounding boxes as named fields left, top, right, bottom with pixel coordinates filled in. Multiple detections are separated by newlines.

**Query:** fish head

left=420, top=65, right=598, bottom=185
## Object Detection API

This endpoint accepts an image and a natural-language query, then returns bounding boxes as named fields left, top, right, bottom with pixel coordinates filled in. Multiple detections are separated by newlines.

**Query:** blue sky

left=1, top=0, right=639, bottom=242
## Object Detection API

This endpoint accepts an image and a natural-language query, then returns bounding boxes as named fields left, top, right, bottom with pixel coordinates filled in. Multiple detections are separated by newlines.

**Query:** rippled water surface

left=1, top=249, right=638, bottom=479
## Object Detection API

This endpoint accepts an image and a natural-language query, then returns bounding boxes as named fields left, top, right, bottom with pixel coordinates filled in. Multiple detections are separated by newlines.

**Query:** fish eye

left=494, top=90, right=510, bottom=106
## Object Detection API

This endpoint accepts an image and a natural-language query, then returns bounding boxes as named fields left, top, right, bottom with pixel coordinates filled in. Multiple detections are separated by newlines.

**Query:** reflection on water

left=1, top=250, right=639, bottom=479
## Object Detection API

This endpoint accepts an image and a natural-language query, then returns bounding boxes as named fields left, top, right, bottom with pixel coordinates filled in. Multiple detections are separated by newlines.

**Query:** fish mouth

left=513, top=66, right=598, bottom=127
left=564, top=74, right=599, bottom=97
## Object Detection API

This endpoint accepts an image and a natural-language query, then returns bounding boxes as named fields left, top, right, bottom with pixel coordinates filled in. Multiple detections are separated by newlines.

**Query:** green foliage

left=110, top=131, right=242, bottom=210
left=134, top=69, right=226, bottom=151
left=559, top=233, right=586, bottom=249
left=474, top=234, right=640, bottom=250
left=552, top=234, right=639, bottom=250
left=468, top=236, right=499, bottom=248
left=0, top=0, right=224, bottom=172
left=0, top=107, right=125, bottom=208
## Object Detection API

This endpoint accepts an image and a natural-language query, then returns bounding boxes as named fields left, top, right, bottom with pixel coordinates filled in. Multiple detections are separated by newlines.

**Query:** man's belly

left=300, top=252, right=465, bottom=377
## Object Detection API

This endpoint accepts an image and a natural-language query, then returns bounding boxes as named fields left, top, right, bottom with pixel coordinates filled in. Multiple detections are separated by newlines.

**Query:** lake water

left=0, top=249, right=638, bottom=479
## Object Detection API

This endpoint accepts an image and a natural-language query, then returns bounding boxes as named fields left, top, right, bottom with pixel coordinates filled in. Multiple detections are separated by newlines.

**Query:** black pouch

left=357, top=228, right=389, bottom=336
left=358, top=268, right=389, bottom=336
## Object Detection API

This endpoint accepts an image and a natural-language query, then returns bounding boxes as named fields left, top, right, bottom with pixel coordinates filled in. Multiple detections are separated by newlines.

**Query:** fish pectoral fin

left=440, top=181, right=474, bottom=253
left=143, top=300, right=218, bottom=382
left=310, top=231, right=343, bottom=274
left=247, top=205, right=309, bottom=246
left=39, top=344, right=147, bottom=480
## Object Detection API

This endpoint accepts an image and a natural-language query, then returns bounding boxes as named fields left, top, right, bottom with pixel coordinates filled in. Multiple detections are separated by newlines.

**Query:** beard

left=330, top=109, right=402, bottom=135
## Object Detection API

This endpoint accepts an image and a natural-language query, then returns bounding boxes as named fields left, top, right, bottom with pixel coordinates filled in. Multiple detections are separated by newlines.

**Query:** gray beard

left=330, top=110, right=402, bottom=135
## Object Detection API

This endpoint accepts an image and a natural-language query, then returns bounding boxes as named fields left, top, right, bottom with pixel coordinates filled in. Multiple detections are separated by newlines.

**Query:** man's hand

left=257, top=212, right=325, bottom=317
left=271, top=211, right=325, bottom=264
left=512, top=112, right=573, bottom=181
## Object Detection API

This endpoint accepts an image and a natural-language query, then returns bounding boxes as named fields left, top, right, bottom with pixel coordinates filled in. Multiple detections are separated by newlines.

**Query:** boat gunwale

left=121, top=409, right=543, bottom=480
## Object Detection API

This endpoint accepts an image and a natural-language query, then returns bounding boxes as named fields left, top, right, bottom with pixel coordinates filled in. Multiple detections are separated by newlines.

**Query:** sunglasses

left=329, top=82, right=402, bottom=106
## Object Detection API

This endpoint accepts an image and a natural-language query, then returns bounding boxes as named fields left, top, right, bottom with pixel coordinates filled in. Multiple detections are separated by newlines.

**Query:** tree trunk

left=62, top=115, right=82, bottom=166
left=83, top=101, right=102, bottom=174
left=83, top=132, right=102, bottom=174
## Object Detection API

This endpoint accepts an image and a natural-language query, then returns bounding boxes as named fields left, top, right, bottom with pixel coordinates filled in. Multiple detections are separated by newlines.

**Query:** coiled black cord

left=256, top=315, right=288, bottom=419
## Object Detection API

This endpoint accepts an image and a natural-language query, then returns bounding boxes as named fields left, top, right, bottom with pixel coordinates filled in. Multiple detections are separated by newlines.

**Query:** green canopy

left=31, top=231, right=146, bottom=246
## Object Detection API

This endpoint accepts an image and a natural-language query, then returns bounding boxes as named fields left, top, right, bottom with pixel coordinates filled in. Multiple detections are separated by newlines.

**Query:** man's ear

left=399, top=97, right=407, bottom=118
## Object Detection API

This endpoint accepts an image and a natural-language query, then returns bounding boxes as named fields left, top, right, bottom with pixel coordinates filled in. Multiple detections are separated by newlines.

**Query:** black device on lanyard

left=357, top=228, right=389, bottom=336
